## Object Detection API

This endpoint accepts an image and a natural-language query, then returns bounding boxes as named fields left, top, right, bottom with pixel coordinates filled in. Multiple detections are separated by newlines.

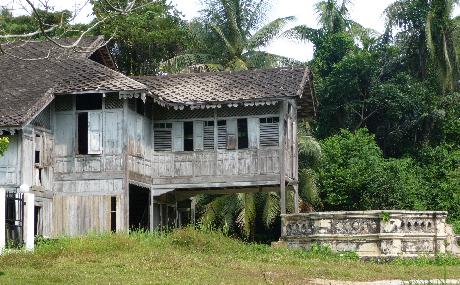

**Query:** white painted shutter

left=172, top=122, right=184, bottom=152
left=88, top=112, right=103, bottom=154
left=193, top=121, right=204, bottom=151
left=248, top=118, right=259, bottom=149
left=226, top=119, right=237, bottom=150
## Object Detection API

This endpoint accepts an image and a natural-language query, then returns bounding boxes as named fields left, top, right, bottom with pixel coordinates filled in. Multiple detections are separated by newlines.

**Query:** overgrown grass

left=0, top=228, right=459, bottom=284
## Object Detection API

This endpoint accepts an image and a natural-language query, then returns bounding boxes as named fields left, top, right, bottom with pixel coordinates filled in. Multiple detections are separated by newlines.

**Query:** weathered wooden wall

left=52, top=194, right=121, bottom=236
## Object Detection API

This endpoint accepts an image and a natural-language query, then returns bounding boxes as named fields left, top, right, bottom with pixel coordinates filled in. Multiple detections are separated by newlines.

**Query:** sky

left=2, top=0, right=460, bottom=61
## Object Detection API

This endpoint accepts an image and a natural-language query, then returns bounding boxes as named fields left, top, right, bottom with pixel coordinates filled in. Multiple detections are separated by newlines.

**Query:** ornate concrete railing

left=280, top=211, right=460, bottom=258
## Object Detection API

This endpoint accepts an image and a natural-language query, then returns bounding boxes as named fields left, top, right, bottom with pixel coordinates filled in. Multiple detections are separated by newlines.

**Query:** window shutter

left=204, top=121, right=215, bottom=150
left=88, top=112, right=103, bottom=154
left=154, top=124, right=172, bottom=151
left=193, top=121, right=204, bottom=151
left=217, top=121, right=227, bottom=150
left=226, top=119, right=237, bottom=150
left=248, top=118, right=259, bottom=149
left=172, top=122, right=184, bottom=152
left=260, top=118, right=279, bottom=147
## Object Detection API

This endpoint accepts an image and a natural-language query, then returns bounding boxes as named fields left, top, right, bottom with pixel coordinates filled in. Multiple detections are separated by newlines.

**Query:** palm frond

left=160, top=53, right=218, bottom=74
left=235, top=193, right=256, bottom=239
left=283, top=25, right=321, bottom=45
left=243, top=50, right=303, bottom=69
left=246, top=16, right=295, bottom=50
left=261, top=192, right=280, bottom=228
left=298, top=124, right=322, bottom=170
left=299, top=168, right=320, bottom=207
left=210, top=23, right=237, bottom=57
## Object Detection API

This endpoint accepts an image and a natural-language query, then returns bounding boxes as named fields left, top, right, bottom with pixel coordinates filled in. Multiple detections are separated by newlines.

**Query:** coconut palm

left=285, top=0, right=376, bottom=49
left=385, top=0, right=460, bottom=92
left=162, top=0, right=299, bottom=73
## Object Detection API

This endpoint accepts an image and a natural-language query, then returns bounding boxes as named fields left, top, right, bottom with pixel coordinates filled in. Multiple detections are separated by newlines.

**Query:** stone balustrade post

left=20, top=184, right=35, bottom=251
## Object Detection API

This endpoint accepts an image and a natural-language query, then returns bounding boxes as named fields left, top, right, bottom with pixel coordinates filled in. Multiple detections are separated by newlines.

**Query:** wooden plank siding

left=128, top=148, right=280, bottom=188
left=52, top=194, right=117, bottom=236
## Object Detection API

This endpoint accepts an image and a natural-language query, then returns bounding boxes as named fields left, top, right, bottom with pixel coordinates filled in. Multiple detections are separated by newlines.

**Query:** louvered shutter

left=260, top=118, right=279, bottom=147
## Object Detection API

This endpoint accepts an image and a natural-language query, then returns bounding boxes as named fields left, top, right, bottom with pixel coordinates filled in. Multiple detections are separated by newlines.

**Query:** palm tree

left=385, top=0, right=460, bottom=92
left=285, top=0, right=376, bottom=50
left=162, top=0, right=299, bottom=73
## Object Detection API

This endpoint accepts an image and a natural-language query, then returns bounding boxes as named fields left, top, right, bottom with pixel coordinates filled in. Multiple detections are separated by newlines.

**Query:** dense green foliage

left=0, top=8, right=79, bottom=39
left=93, top=0, right=189, bottom=75
left=289, top=0, right=460, bottom=226
left=0, top=228, right=459, bottom=284
left=0, top=137, right=8, bottom=156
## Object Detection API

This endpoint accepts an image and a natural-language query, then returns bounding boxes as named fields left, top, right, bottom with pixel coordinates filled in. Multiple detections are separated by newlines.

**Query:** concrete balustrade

left=280, top=211, right=460, bottom=258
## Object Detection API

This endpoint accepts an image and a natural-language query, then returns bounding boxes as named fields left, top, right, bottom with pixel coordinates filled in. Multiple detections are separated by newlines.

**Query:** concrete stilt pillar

left=293, top=185, right=299, bottom=214
left=0, top=188, right=5, bottom=254
left=23, top=190, right=35, bottom=251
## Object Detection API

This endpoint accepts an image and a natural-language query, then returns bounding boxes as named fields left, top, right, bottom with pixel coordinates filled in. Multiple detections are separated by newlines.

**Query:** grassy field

left=0, top=228, right=459, bottom=285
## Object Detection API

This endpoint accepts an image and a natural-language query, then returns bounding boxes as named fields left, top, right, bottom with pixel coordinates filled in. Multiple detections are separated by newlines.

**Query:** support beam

left=0, top=188, right=5, bottom=254
left=279, top=101, right=288, bottom=215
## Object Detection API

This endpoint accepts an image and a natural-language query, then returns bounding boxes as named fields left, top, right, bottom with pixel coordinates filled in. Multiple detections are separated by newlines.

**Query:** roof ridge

left=132, top=67, right=307, bottom=80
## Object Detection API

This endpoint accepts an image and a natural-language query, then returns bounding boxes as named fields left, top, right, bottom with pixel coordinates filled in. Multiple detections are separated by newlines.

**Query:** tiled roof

left=133, top=68, right=315, bottom=118
left=0, top=38, right=146, bottom=128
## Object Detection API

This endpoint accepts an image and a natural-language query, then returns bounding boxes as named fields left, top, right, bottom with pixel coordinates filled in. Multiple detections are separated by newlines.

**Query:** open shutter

left=193, top=121, right=204, bottom=151
left=172, top=122, right=184, bottom=152
left=226, top=119, right=237, bottom=150
left=88, top=112, right=103, bottom=154
left=248, top=118, right=259, bottom=149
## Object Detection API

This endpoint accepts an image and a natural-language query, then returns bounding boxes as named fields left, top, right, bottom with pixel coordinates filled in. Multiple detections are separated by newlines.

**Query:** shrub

left=317, top=129, right=426, bottom=211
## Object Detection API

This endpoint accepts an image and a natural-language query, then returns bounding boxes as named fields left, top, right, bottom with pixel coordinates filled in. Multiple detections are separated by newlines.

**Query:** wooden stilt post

left=191, top=197, right=196, bottom=226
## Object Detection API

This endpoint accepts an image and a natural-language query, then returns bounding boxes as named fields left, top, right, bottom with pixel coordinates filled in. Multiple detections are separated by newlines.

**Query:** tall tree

left=385, top=0, right=460, bottom=92
left=162, top=0, right=298, bottom=73
left=93, top=0, right=189, bottom=75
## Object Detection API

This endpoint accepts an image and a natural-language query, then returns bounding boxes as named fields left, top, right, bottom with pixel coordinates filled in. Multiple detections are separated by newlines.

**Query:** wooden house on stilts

left=0, top=38, right=315, bottom=246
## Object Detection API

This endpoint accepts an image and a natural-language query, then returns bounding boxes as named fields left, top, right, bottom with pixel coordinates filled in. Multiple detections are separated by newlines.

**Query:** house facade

left=0, top=38, right=314, bottom=243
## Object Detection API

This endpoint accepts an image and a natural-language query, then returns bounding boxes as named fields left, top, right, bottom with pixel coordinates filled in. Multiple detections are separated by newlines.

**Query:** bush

left=416, top=144, right=460, bottom=222
left=317, top=129, right=426, bottom=211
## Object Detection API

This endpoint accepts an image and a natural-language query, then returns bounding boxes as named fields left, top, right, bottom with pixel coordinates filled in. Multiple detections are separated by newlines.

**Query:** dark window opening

left=111, top=196, right=117, bottom=232
left=76, top=94, right=102, bottom=110
left=35, top=134, right=41, bottom=164
left=35, top=151, right=40, bottom=164
left=184, top=121, right=194, bottom=151
left=78, top=112, right=89, bottom=154
left=34, top=206, right=42, bottom=237
left=136, top=98, right=145, bottom=115
left=38, top=169, right=42, bottom=185
left=238, top=118, right=248, bottom=149
left=129, top=185, right=150, bottom=231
